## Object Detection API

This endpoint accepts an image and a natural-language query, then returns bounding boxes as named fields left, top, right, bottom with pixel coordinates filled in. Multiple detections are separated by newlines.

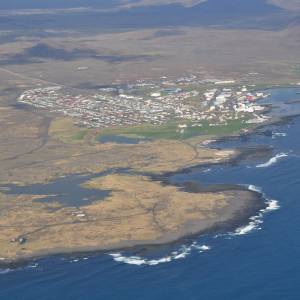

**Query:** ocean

left=1, top=87, right=300, bottom=299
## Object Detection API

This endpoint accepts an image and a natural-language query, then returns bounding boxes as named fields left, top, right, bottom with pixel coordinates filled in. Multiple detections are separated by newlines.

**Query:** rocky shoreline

left=0, top=188, right=265, bottom=270
left=0, top=145, right=268, bottom=269
left=0, top=92, right=293, bottom=270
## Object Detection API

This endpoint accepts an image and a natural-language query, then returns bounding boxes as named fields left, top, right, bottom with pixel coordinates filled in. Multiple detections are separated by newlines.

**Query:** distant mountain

left=0, top=0, right=296, bottom=32
left=0, top=0, right=284, bottom=17
left=188, top=0, right=282, bottom=16
left=0, top=0, right=289, bottom=11
left=269, top=0, right=300, bottom=11
left=0, top=0, right=122, bottom=10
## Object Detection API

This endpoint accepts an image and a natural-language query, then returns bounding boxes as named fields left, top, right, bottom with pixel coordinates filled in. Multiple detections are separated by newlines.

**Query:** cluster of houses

left=18, top=78, right=270, bottom=129
left=204, top=86, right=269, bottom=112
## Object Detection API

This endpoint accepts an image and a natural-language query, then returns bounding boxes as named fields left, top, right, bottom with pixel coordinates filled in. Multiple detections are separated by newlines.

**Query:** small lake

left=0, top=170, right=114, bottom=207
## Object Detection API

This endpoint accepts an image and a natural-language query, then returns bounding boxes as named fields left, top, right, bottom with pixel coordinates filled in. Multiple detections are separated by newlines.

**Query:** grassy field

left=97, top=118, right=250, bottom=141
left=49, top=118, right=88, bottom=143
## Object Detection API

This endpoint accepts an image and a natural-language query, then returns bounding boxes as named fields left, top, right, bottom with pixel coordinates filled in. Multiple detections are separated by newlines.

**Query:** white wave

left=109, top=187, right=279, bottom=265
left=272, top=132, right=287, bottom=138
left=110, top=254, right=148, bottom=266
left=233, top=216, right=263, bottom=236
left=0, top=268, right=11, bottom=275
left=231, top=197, right=280, bottom=236
left=109, top=242, right=211, bottom=266
left=27, top=263, right=38, bottom=269
left=198, top=245, right=211, bottom=251
left=64, top=256, right=89, bottom=263
left=263, top=199, right=280, bottom=211
left=213, top=185, right=280, bottom=237
left=256, top=153, right=288, bottom=168
left=248, top=184, right=262, bottom=193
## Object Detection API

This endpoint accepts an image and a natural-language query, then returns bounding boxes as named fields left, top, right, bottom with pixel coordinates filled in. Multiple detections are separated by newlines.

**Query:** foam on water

left=232, top=198, right=280, bottom=236
left=248, top=184, right=262, bottom=193
left=214, top=185, right=280, bottom=239
left=231, top=184, right=280, bottom=236
left=26, top=263, right=39, bottom=269
left=256, top=153, right=288, bottom=168
left=264, top=199, right=280, bottom=211
left=272, top=132, right=287, bottom=138
left=109, top=183, right=280, bottom=266
left=109, top=242, right=211, bottom=266
left=61, top=256, right=90, bottom=265
left=0, top=269, right=11, bottom=275
left=0, top=262, right=40, bottom=275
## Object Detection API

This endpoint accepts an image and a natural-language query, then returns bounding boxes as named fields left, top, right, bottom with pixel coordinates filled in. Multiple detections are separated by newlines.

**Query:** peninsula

left=0, top=74, right=272, bottom=265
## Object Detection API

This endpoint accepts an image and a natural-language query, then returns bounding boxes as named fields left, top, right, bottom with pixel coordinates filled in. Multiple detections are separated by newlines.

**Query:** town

left=18, top=76, right=270, bottom=129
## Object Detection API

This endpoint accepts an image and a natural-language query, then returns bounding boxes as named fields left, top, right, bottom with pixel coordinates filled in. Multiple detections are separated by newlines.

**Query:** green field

left=71, top=130, right=87, bottom=140
left=97, top=118, right=251, bottom=141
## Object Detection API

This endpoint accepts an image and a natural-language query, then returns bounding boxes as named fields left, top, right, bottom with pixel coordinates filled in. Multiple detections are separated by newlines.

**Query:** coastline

left=1, top=89, right=297, bottom=269
left=0, top=140, right=269, bottom=269
left=0, top=187, right=265, bottom=269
